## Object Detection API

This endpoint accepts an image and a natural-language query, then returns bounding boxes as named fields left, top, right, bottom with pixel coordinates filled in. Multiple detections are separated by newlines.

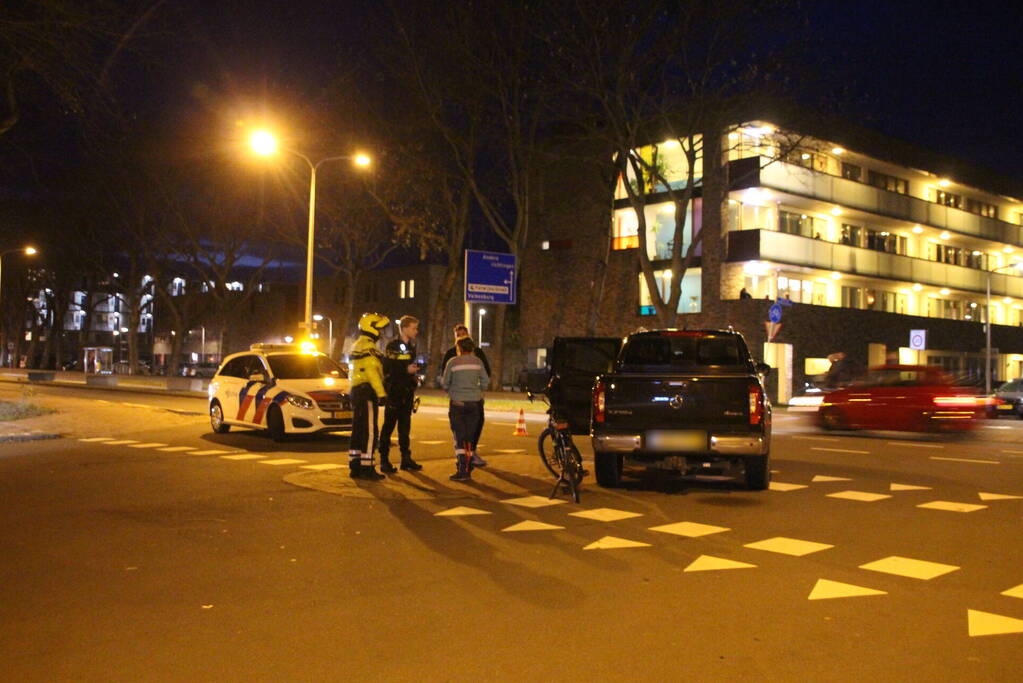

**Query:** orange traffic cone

left=513, top=408, right=529, bottom=436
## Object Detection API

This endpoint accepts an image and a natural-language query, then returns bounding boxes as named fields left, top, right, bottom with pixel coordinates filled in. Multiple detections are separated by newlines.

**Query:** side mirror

left=249, top=371, right=267, bottom=383
left=756, top=362, right=771, bottom=377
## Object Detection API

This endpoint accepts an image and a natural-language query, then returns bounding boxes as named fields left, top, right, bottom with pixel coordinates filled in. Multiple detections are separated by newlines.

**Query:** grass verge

left=0, top=400, right=55, bottom=421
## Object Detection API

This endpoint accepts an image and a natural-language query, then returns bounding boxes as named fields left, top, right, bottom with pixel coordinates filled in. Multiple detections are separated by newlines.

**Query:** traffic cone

left=513, top=408, right=529, bottom=436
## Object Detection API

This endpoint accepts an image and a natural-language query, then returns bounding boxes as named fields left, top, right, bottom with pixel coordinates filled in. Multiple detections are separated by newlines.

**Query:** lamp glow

left=354, top=153, right=371, bottom=167
left=250, top=129, right=279, bottom=157
left=24, top=247, right=37, bottom=255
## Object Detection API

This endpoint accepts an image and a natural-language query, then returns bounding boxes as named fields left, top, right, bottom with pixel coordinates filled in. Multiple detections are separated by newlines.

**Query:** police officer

left=348, top=312, right=390, bottom=480
left=378, top=315, right=423, bottom=473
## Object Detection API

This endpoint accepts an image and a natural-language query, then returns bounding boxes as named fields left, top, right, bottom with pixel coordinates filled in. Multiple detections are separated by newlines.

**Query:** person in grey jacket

left=442, top=336, right=489, bottom=481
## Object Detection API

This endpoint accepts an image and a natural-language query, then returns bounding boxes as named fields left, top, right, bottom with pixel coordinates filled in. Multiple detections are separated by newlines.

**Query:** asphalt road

left=1, top=385, right=1022, bottom=681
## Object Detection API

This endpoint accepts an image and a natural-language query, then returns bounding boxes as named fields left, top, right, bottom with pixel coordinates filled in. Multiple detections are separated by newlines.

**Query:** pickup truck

left=589, top=329, right=772, bottom=490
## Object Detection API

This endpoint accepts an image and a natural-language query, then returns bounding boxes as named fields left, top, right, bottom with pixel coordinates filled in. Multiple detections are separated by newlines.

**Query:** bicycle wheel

left=537, top=427, right=561, bottom=477
left=560, top=443, right=583, bottom=503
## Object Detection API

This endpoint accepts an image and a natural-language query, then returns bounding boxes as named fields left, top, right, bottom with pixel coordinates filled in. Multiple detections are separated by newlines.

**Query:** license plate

left=646, top=430, right=707, bottom=452
left=998, top=403, right=1014, bottom=410
left=332, top=411, right=352, bottom=419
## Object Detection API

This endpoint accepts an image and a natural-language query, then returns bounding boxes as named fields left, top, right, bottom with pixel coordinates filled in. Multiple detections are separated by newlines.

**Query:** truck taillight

left=594, top=379, right=606, bottom=423
left=749, top=383, right=763, bottom=425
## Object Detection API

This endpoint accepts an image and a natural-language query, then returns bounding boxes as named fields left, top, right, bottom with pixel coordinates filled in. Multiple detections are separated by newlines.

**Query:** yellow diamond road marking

left=967, top=609, right=1023, bottom=637
left=917, top=500, right=988, bottom=513
left=827, top=490, right=892, bottom=502
left=890, top=483, right=931, bottom=491
left=502, top=520, right=565, bottom=532
left=812, top=475, right=852, bottom=482
left=220, top=454, right=266, bottom=460
left=744, top=536, right=833, bottom=557
left=191, top=450, right=233, bottom=455
left=859, top=555, right=959, bottom=580
left=769, top=482, right=807, bottom=492
left=301, top=463, right=346, bottom=471
left=583, top=536, right=651, bottom=550
left=1001, top=583, right=1023, bottom=599
left=104, top=440, right=140, bottom=445
left=979, top=492, right=1023, bottom=501
left=128, top=443, right=168, bottom=448
left=259, top=458, right=307, bottom=466
left=503, top=495, right=568, bottom=509
left=435, top=506, right=492, bottom=517
left=649, top=521, right=730, bottom=538
left=684, top=555, right=756, bottom=572
left=157, top=446, right=196, bottom=452
left=807, top=579, right=887, bottom=600
left=78, top=437, right=115, bottom=442
left=569, top=508, right=643, bottom=522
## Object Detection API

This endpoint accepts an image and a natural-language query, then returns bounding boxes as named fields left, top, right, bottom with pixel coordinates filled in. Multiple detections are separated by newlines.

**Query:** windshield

left=266, top=354, right=348, bottom=380
left=619, top=333, right=751, bottom=371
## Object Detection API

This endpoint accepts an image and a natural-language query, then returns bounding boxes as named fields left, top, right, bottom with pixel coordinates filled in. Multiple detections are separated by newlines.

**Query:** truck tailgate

left=603, top=373, right=752, bottom=430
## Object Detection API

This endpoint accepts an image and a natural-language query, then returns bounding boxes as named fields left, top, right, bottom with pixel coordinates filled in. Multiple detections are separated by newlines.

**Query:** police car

left=208, top=343, right=353, bottom=441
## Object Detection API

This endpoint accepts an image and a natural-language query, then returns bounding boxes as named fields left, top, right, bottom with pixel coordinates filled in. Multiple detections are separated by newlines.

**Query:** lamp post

left=985, top=261, right=1023, bottom=393
left=249, top=130, right=370, bottom=339
left=478, top=307, right=487, bottom=347
left=313, top=313, right=333, bottom=357
left=0, top=247, right=38, bottom=367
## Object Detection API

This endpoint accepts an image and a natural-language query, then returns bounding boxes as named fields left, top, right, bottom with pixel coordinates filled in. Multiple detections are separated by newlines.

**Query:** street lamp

left=0, top=246, right=38, bottom=367
left=313, top=313, right=334, bottom=357
left=248, top=129, right=371, bottom=337
left=478, top=307, right=487, bottom=347
left=985, top=261, right=1023, bottom=393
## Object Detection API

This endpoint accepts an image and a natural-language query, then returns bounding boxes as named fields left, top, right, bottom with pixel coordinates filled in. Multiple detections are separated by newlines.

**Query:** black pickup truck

left=585, top=329, right=772, bottom=490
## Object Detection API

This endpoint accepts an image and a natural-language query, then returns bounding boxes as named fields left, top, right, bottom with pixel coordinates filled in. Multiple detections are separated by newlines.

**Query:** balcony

left=726, top=229, right=1023, bottom=298
left=730, top=157, right=1023, bottom=246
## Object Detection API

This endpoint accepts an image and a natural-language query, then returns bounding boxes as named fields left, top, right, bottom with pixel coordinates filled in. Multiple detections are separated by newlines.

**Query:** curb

left=0, top=375, right=206, bottom=400
left=0, top=432, right=63, bottom=443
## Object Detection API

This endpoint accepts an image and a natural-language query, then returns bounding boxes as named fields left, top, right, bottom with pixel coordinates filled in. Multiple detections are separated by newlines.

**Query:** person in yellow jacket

left=348, top=312, right=390, bottom=480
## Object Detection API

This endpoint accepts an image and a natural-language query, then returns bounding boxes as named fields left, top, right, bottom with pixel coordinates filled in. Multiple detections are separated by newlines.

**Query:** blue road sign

left=465, top=250, right=517, bottom=304
left=768, top=303, right=783, bottom=323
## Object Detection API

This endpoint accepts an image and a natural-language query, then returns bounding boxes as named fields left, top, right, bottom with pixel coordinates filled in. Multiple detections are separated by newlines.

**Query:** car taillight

left=593, top=379, right=606, bottom=424
left=749, top=383, right=763, bottom=425
left=933, top=395, right=979, bottom=407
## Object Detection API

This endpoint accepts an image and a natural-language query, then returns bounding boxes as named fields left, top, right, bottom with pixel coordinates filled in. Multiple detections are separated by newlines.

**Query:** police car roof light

left=250, top=343, right=299, bottom=352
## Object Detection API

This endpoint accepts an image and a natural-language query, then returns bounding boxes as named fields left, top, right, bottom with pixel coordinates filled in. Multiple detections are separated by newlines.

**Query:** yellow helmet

left=358, top=312, right=390, bottom=338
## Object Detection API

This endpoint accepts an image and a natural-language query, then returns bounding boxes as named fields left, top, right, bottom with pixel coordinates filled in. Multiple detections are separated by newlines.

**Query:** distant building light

left=801, top=153, right=811, bottom=160
left=939, top=288, right=951, bottom=295
left=541, top=241, right=550, bottom=250
left=831, top=147, right=845, bottom=155
left=1004, top=246, right=1015, bottom=253
left=830, top=271, right=842, bottom=280
left=912, top=283, right=923, bottom=291
left=939, top=231, right=951, bottom=240
left=938, top=179, right=951, bottom=187
left=970, top=302, right=978, bottom=308
left=912, top=225, right=923, bottom=234
left=830, top=207, right=842, bottom=216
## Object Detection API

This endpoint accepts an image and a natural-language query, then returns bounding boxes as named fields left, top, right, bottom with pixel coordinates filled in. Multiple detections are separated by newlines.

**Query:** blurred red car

left=817, top=364, right=985, bottom=432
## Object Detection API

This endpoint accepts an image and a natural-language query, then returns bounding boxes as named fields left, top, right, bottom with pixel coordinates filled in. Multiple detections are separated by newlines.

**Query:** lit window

left=541, top=241, right=550, bottom=250
left=399, top=280, right=406, bottom=299
left=408, top=279, right=415, bottom=299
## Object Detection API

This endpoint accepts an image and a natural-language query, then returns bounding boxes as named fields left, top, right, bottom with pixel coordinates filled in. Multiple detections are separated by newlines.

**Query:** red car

left=818, top=365, right=984, bottom=432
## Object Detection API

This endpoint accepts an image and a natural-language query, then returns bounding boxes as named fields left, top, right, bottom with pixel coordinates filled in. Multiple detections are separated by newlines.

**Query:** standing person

left=348, top=312, right=390, bottom=481
left=378, top=315, right=423, bottom=473
left=442, top=337, right=488, bottom=481
left=441, top=323, right=491, bottom=466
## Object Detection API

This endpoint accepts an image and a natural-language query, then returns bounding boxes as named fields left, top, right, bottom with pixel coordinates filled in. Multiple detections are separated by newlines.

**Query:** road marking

left=300, top=463, right=345, bottom=471
left=1002, top=450, right=1023, bottom=455
left=684, top=555, right=756, bottom=572
left=190, top=450, right=233, bottom=455
left=978, top=492, right=1023, bottom=501
left=435, top=506, right=491, bottom=517
left=156, top=446, right=196, bottom=452
left=769, top=482, right=807, bottom=492
left=417, top=440, right=445, bottom=445
left=502, top=495, right=567, bottom=509
left=984, top=425, right=1011, bottom=430
left=502, top=521, right=564, bottom=532
left=807, top=579, right=887, bottom=601
left=103, top=440, right=140, bottom=445
left=494, top=449, right=526, bottom=454
left=78, top=437, right=115, bottom=442
left=792, top=436, right=839, bottom=441
left=120, top=402, right=152, bottom=408
left=1002, top=583, right=1023, bottom=599
left=220, top=454, right=266, bottom=461
left=888, top=441, right=944, bottom=448
left=967, top=609, right=1023, bottom=637
left=258, top=458, right=307, bottom=466
left=890, top=483, right=932, bottom=491
left=827, top=490, right=892, bottom=502
left=811, top=447, right=869, bottom=454
left=570, top=508, right=643, bottom=522
left=744, top=536, right=833, bottom=557
left=649, top=521, right=729, bottom=538
left=127, top=443, right=168, bottom=448
left=859, top=555, right=959, bottom=580
left=930, top=456, right=999, bottom=465
left=583, top=536, right=651, bottom=550
left=812, top=475, right=852, bottom=482
left=491, top=422, right=516, bottom=426
left=917, top=500, right=988, bottom=513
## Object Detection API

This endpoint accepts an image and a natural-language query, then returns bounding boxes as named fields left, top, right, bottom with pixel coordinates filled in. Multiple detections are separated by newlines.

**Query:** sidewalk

left=0, top=370, right=207, bottom=398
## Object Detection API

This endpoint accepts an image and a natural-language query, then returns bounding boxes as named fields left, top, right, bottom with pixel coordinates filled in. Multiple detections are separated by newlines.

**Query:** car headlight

left=286, top=395, right=314, bottom=410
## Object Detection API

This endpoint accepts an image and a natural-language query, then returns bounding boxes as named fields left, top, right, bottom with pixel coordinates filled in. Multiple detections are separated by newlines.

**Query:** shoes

left=400, top=458, right=423, bottom=471
left=380, top=460, right=397, bottom=474
left=470, top=453, right=487, bottom=467
left=449, top=469, right=471, bottom=481
left=351, top=464, right=385, bottom=481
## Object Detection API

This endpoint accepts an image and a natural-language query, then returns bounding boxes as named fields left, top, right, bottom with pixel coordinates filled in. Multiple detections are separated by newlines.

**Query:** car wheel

left=267, top=405, right=286, bottom=442
left=819, top=406, right=847, bottom=430
left=594, top=450, right=622, bottom=488
left=744, top=456, right=770, bottom=491
left=210, top=400, right=230, bottom=434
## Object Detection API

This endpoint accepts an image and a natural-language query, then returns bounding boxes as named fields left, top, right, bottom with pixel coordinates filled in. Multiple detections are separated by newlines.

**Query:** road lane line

left=930, top=456, right=999, bottom=465
left=792, top=436, right=840, bottom=442
left=103, top=440, right=140, bottom=445
left=156, top=446, right=197, bottom=452
left=887, top=442, right=944, bottom=448
left=127, top=443, right=168, bottom=448
left=190, top=450, right=233, bottom=455
left=78, top=437, right=116, bottom=442
left=811, top=447, right=869, bottom=454
left=1002, top=450, right=1023, bottom=455
left=220, top=454, right=266, bottom=460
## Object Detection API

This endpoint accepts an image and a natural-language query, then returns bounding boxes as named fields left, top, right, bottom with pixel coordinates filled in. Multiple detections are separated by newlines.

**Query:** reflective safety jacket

left=350, top=332, right=386, bottom=398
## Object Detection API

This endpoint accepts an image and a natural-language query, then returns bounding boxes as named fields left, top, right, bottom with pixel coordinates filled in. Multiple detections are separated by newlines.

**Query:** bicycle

left=528, top=391, right=584, bottom=503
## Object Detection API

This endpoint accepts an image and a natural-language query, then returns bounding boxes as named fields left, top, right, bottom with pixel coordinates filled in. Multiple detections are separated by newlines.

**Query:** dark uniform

left=378, top=337, right=421, bottom=471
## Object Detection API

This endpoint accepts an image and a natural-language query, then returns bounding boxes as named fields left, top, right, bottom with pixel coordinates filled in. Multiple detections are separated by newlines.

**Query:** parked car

left=990, top=378, right=1023, bottom=418
left=578, top=329, right=771, bottom=490
left=818, top=364, right=984, bottom=432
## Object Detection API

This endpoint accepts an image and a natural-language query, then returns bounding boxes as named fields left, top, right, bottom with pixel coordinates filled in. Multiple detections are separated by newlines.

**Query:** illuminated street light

left=479, top=308, right=487, bottom=347
left=247, top=127, right=371, bottom=335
